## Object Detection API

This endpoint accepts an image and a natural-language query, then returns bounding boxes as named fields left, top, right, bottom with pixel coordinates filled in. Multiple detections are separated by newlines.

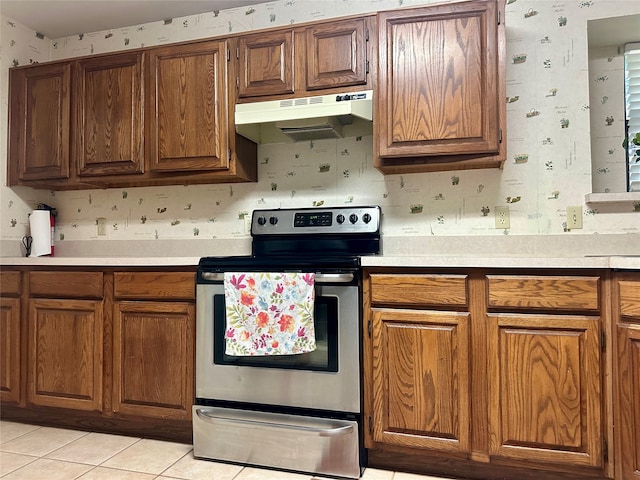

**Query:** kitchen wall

left=2, top=0, right=640, bottom=254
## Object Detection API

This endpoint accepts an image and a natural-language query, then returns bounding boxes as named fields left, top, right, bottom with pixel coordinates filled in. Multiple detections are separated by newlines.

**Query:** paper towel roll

left=29, top=210, right=52, bottom=257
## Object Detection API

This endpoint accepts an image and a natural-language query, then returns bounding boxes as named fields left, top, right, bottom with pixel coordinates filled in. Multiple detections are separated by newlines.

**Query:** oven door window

left=213, top=294, right=338, bottom=372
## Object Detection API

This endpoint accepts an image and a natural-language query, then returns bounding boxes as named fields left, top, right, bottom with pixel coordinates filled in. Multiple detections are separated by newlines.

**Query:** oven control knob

left=349, top=213, right=358, bottom=224
left=336, top=214, right=345, bottom=224
left=363, top=213, right=372, bottom=223
left=269, top=216, right=278, bottom=225
left=257, top=216, right=267, bottom=226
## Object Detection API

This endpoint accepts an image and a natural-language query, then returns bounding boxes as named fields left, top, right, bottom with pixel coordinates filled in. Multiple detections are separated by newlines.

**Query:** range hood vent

left=235, top=90, right=373, bottom=144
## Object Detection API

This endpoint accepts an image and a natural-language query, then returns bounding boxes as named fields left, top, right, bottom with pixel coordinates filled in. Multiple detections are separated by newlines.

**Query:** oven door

left=195, top=271, right=360, bottom=413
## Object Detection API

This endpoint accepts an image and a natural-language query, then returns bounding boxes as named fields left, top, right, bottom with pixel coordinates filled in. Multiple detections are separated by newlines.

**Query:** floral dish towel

left=223, top=272, right=316, bottom=356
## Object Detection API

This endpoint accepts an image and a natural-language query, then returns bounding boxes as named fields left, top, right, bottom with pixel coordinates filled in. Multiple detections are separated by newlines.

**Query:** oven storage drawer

left=192, top=406, right=361, bottom=479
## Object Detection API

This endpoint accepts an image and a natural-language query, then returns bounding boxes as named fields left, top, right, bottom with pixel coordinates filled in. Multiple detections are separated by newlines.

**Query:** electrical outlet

left=566, top=206, right=583, bottom=229
left=494, top=206, right=510, bottom=229
left=96, top=217, right=107, bottom=236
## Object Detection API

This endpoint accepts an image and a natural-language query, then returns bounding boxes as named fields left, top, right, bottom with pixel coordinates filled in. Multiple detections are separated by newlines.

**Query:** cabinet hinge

left=368, top=415, right=373, bottom=434
left=367, top=319, right=372, bottom=337
left=601, top=330, right=606, bottom=353
left=365, top=28, right=369, bottom=42
left=499, top=128, right=503, bottom=143
left=497, top=9, right=501, bottom=25
left=228, top=149, right=232, bottom=162
left=236, top=47, right=240, bottom=59
left=365, top=60, right=370, bottom=75
left=227, top=49, right=231, bottom=62
left=603, top=437, right=609, bottom=463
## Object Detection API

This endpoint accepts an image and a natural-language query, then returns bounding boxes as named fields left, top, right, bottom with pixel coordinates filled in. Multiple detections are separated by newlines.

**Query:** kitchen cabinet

left=0, top=270, right=22, bottom=404
left=75, top=52, right=145, bottom=178
left=235, top=16, right=372, bottom=101
left=7, top=44, right=257, bottom=190
left=365, top=273, right=471, bottom=454
left=27, top=271, right=104, bottom=411
left=8, top=62, right=71, bottom=184
left=363, top=268, right=609, bottom=479
left=613, top=272, right=640, bottom=480
left=486, top=274, right=603, bottom=468
left=0, top=266, right=195, bottom=443
left=112, top=271, right=195, bottom=420
left=375, top=0, right=506, bottom=173
left=147, top=41, right=229, bottom=173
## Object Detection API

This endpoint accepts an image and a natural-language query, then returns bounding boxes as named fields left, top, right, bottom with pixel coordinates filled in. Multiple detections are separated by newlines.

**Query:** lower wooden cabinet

left=28, top=298, right=104, bottom=411
left=487, top=314, right=602, bottom=467
left=0, top=270, right=22, bottom=404
left=27, top=271, right=105, bottom=411
left=370, top=308, right=470, bottom=453
left=113, top=301, right=194, bottom=420
left=0, top=267, right=195, bottom=442
left=364, top=269, right=610, bottom=479
left=112, top=271, right=195, bottom=420
left=613, top=273, right=640, bottom=480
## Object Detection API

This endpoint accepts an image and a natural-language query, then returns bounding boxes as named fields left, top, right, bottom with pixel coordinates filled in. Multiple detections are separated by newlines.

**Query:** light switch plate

left=494, top=206, right=510, bottom=229
left=566, top=206, right=583, bottom=229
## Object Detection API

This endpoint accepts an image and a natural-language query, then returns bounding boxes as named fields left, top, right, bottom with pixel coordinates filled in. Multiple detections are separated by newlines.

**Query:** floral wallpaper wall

left=2, top=0, right=640, bottom=248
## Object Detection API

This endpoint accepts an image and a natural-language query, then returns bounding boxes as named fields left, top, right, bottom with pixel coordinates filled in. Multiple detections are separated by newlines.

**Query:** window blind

left=625, top=42, right=640, bottom=192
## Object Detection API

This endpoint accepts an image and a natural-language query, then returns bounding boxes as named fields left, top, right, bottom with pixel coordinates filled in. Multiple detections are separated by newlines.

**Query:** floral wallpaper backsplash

left=1, top=0, right=639, bottom=248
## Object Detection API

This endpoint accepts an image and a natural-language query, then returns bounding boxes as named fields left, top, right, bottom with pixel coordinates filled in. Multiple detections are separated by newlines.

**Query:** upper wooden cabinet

left=237, top=30, right=294, bottom=98
left=375, top=0, right=506, bottom=174
left=74, top=52, right=145, bottom=178
left=8, top=46, right=256, bottom=190
left=147, top=40, right=229, bottom=173
left=236, top=16, right=372, bottom=101
left=8, top=62, right=71, bottom=183
left=305, top=19, right=369, bottom=90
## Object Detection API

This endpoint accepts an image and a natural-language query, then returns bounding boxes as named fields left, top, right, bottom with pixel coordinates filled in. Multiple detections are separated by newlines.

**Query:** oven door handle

left=195, top=409, right=354, bottom=437
left=199, top=272, right=354, bottom=283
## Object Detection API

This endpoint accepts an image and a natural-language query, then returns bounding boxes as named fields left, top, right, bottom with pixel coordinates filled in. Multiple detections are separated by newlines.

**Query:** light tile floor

left=0, top=420, right=460, bottom=480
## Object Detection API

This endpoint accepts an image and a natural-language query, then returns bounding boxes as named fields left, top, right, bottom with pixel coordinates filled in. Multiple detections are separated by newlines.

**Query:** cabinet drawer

left=0, top=271, right=22, bottom=296
left=618, top=280, right=640, bottom=319
left=487, top=275, right=599, bottom=312
left=29, top=271, right=103, bottom=299
left=370, top=274, right=468, bottom=307
left=114, top=272, right=195, bottom=300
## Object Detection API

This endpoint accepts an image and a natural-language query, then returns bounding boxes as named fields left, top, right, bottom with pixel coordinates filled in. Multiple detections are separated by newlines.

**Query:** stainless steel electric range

left=193, top=205, right=381, bottom=479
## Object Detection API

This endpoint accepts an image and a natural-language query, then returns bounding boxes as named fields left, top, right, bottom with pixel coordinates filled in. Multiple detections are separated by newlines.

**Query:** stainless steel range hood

left=235, top=90, right=373, bottom=143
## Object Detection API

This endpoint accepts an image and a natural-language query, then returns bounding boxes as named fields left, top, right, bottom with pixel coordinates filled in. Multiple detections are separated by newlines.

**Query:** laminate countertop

left=1, top=235, right=639, bottom=270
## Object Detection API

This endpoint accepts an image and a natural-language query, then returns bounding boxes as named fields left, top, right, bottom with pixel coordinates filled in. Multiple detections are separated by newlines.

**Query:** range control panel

left=251, top=206, right=381, bottom=236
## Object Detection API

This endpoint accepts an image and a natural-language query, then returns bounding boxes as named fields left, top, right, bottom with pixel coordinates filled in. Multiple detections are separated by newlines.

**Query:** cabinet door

left=487, top=314, right=602, bottom=467
left=371, top=308, right=470, bottom=453
left=147, top=40, right=229, bottom=172
left=113, top=301, right=194, bottom=420
left=75, top=52, right=144, bottom=177
left=305, top=18, right=368, bottom=90
left=616, top=324, right=640, bottom=480
left=28, top=298, right=103, bottom=411
left=8, top=63, right=71, bottom=183
left=376, top=0, right=503, bottom=167
left=237, top=30, right=294, bottom=98
left=1, top=297, right=21, bottom=404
